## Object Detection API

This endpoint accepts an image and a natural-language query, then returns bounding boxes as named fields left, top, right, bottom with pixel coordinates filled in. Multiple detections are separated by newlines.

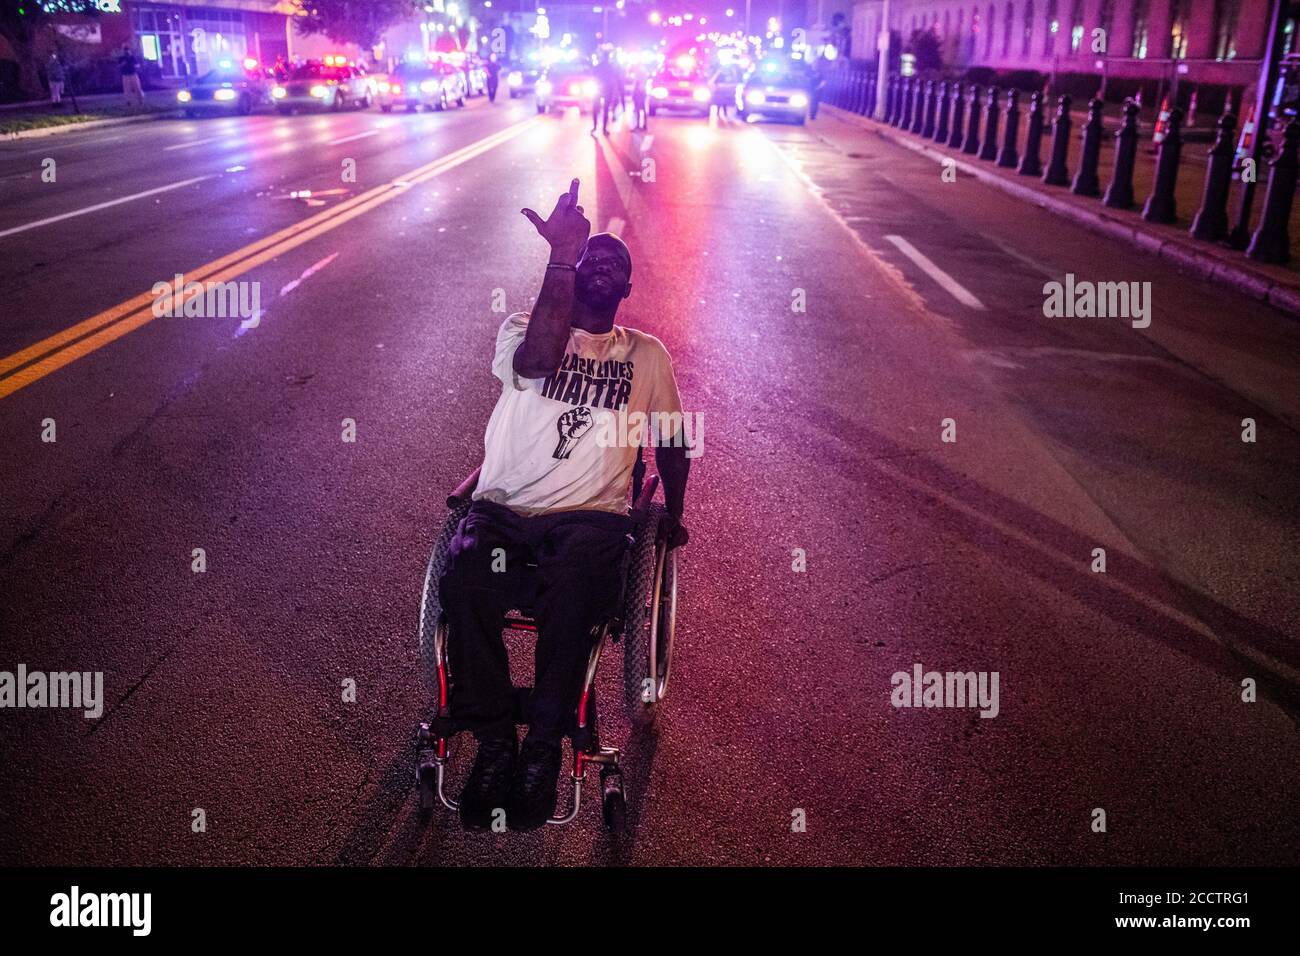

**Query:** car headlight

left=651, top=86, right=669, bottom=99
left=536, top=79, right=552, bottom=95
left=692, top=86, right=710, bottom=102
left=789, top=92, right=809, bottom=108
left=177, top=90, right=192, bottom=103
left=377, top=81, right=390, bottom=93
left=420, top=79, right=437, bottom=93
left=746, top=90, right=766, bottom=105
left=271, top=86, right=287, bottom=99
left=583, top=79, right=598, bottom=97
left=309, top=85, right=328, bottom=98
left=213, top=88, right=237, bottom=102
left=508, top=71, right=522, bottom=86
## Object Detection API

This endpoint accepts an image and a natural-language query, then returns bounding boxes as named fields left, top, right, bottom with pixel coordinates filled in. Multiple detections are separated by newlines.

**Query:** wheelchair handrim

left=648, top=544, right=676, bottom=703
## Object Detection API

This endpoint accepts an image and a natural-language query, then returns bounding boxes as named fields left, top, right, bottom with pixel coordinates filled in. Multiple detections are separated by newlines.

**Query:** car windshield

left=195, top=69, right=244, bottom=85
left=754, top=67, right=809, bottom=87
left=289, top=63, right=348, bottom=81
left=547, top=64, right=591, bottom=78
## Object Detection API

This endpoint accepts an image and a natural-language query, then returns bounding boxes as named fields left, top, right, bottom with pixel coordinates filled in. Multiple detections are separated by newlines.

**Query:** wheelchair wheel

left=418, top=499, right=472, bottom=697
left=621, top=503, right=675, bottom=724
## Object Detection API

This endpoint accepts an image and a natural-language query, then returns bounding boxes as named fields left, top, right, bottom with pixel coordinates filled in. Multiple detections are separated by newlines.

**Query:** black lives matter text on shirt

left=540, top=353, right=636, bottom=410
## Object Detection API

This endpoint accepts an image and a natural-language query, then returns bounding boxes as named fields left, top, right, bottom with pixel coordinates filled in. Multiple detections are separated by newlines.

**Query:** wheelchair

left=415, top=451, right=678, bottom=830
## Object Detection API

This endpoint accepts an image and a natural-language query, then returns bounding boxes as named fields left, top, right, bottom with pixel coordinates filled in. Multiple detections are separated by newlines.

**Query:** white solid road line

left=326, top=128, right=382, bottom=146
left=0, top=175, right=214, bottom=240
left=882, top=234, right=987, bottom=311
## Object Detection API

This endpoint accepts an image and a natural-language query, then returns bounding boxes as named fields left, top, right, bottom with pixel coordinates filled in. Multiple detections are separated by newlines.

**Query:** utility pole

left=874, top=0, right=890, bottom=120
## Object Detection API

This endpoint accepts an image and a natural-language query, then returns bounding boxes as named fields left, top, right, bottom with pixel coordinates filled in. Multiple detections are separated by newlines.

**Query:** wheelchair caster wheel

left=417, top=766, right=438, bottom=816
left=600, top=768, right=626, bottom=831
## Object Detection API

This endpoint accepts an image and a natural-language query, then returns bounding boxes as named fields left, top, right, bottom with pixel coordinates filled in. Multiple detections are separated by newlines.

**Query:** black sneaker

left=507, top=740, right=564, bottom=831
left=458, top=736, right=517, bottom=831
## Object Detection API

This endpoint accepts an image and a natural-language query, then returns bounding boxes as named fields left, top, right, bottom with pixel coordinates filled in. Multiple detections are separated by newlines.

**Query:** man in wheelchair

left=438, top=179, right=690, bottom=831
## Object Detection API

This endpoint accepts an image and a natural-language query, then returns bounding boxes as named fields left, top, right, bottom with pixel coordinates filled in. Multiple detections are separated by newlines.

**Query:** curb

left=2, top=111, right=176, bottom=140
left=825, top=105, right=1300, bottom=322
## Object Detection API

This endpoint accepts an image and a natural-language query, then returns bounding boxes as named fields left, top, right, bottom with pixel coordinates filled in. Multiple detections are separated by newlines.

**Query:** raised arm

left=655, top=440, right=690, bottom=548
left=515, top=178, right=591, bottom=379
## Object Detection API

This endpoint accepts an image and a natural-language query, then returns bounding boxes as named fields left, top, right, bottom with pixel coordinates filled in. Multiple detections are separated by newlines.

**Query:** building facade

left=850, top=0, right=1297, bottom=99
left=7, top=1, right=295, bottom=91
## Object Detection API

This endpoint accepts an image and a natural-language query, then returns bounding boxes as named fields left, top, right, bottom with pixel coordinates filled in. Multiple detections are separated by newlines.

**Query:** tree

left=907, top=28, right=944, bottom=73
left=1, top=1, right=99, bottom=99
left=294, top=0, right=420, bottom=51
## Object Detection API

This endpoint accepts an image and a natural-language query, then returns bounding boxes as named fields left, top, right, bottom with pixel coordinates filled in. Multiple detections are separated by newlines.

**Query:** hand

left=658, top=512, right=689, bottom=550
left=521, top=178, right=590, bottom=266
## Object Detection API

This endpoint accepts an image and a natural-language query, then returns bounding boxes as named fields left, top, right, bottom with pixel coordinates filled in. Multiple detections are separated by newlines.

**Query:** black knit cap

left=582, top=232, right=633, bottom=278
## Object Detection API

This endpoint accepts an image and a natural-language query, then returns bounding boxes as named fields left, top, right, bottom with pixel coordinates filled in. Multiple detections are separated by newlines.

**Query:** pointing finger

left=521, top=208, right=545, bottom=230
left=568, top=178, right=580, bottom=206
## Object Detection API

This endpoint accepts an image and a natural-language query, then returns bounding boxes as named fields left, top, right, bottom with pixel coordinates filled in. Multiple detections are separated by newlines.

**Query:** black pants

left=439, top=501, right=633, bottom=745
left=487, top=77, right=498, bottom=102
left=591, top=94, right=614, bottom=131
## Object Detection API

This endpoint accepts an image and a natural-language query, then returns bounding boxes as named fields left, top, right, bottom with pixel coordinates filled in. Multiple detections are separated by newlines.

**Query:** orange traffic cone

left=1233, top=102, right=1256, bottom=181
left=1152, top=94, right=1171, bottom=144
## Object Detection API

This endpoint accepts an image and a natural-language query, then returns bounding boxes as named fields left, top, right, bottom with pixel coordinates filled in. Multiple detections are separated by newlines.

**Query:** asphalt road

left=1, top=96, right=1298, bottom=866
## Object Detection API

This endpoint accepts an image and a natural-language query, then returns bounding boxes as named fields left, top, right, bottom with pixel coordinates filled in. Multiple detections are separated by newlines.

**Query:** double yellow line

left=0, top=117, right=538, bottom=401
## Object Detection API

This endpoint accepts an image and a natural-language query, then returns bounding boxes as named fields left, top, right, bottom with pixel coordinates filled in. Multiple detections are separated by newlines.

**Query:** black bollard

left=1247, top=120, right=1300, bottom=263
left=1189, top=111, right=1238, bottom=241
left=883, top=75, right=897, bottom=124
left=979, top=87, right=1001, bottom=161
left=962, top=84, right=982, bottom=154
left=1042, top=94, right=1073, bottom=186
left=1103, top=99, right=1141, bottom=209
left=948, top=81, right=967, bottom=149
left=899, top=76, right=914, bottom=129
left=997, top=89, right=1020, bottom=168
left=910, top=78, right=926, bottom=134
left=1142, top=107, right=1183, bottom=223
left=922, top=80, right=938, bottom=138
left=934, top=81, right=951, bottom=143
left=1071, top=98, right=1105, bottom=196
left=1018, top=91, right=1045, bottom=176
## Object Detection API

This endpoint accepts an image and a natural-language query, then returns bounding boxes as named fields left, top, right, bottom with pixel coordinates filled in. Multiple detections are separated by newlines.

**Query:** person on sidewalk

left=118, top=46, right=144, bottom=108
left=808, top=55, right=829, bottom=121
left=47, top=54, right=66, bottom=107
left=439, top=179, right=690, bottom=832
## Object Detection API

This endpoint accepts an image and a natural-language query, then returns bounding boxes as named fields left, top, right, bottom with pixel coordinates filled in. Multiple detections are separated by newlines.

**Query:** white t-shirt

left=474, top=312, right=683, bottom=515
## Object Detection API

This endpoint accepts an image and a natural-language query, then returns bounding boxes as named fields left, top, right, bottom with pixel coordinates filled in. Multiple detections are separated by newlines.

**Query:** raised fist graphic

left=553, top=406, right=593, bottom=459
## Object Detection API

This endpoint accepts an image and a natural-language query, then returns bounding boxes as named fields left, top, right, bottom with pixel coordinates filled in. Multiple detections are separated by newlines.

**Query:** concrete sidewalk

left=824, top=105, right=1300, bottom=321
